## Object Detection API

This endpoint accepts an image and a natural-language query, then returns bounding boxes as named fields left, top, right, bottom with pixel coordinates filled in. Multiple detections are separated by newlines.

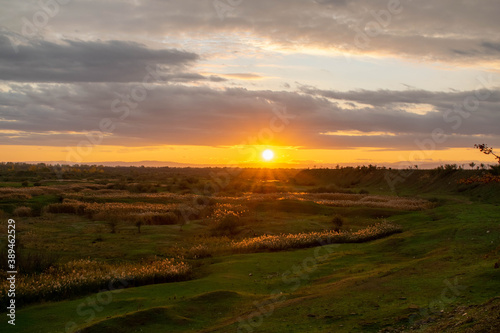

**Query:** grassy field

left=0, top=166, right=499, bottom=332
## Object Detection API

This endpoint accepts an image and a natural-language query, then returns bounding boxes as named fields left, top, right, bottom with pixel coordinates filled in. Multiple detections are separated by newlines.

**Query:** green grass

left=11, top=197, right=396, bottom=263
left=1, top=172, right=499, bottom=332
left=0, top=194, right=60, bottom=215
left=2, top=196, right=499, bottom=333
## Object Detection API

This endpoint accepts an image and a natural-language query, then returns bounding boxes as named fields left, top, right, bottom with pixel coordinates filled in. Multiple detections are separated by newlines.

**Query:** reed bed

left=312, top=196, right=432, bottom=210
left=221, top=193, right=431, bottom=210
left=57, top=192, right=430, bottom=211
left=64, top=191, right=196, bottom=201
left=47, top=200, right=180, bottom=216
left=0, top=258, right=191, bottom=308
left=184, top=221, right=402, bottom=258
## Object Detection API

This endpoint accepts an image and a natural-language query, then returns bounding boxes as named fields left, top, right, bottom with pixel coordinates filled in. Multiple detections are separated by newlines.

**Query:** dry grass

left=183, top=221, right=402, bottom=258
left=310, top=195, right=432, bottom=210
left=64, top=191, right=196, bottom=201
left=219, top=193, right=431, bottom=211
left=59, top=192, right=430, bottom=211
left=47, top=199, right=179, bottom=216
left=0, top=258, right=191, bottom=307
left=13, top=206, right=32, bottom=217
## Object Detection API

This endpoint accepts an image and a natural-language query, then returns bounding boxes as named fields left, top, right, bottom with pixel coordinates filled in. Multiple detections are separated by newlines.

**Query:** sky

left=0, top=0, right=499, bottom=168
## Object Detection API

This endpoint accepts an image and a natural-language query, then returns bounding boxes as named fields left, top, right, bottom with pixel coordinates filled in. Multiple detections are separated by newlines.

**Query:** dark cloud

left=0, top=34, right=200, bottom=82
left=0, top=0, right=498, bottom=66
left=299, top=86, right=500, bottom=108
left=0, top=0, right=499, bottom=154
left=314, top=0, right=348, bottom=6
left=482, top=42, right=500, bottom=52
left=1, top=0, right=496, bottom=65
left=1, top=83, right=499, bottom=150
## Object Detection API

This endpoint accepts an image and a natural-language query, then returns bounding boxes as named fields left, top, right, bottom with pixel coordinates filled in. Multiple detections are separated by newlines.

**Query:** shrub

left=331, top=215, right=344, bottom=232
left=209, top=213, right=241, bottom=237
left=195, top=195, right=217, bottom=207
left=18, top=250, right=58, bottom=275
left=46, top=203, right=84, bottom=215
left=173, top=205, right=201, bottom=220
left=359, top=189, right=370, bottom=195
left=13, top=206, right=32, bottom=217
left=107, top=220, right=118, bottom=234
left=148, top=212, right=178, bottom=225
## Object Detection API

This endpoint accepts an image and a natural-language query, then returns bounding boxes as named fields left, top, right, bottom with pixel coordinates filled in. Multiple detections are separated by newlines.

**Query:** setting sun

left=262, top=149, right=275, bottom=161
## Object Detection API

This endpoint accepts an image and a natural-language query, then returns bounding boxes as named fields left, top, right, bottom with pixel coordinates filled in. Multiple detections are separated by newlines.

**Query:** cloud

left=2, top=0, right=497, bottom=68
left=1, top=0, right=499, bottom=156
left=1, top=83, right=499, bottom=150
left=220, top=73, right=264, bottom=80
left=0, top=33, right=200, bottom=82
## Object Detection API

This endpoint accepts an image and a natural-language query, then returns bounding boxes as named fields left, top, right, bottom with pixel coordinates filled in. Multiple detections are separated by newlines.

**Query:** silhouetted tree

left=474, top=144, right=500, bottom=164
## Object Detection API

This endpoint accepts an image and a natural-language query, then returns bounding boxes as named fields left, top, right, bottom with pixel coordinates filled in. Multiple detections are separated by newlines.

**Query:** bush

left=107, top=220, right=118, bottom=234
left=490, top=165, right=500, bottom=176
left=308, top=185, right=354, bottom=194
left=0, top=236, right=58, bottom=274
left=13, top=206, right=32, bottom=217
left=195, top=195, right=217, bottom=207
left=130, top=212, right=179, bottom=226
left=331, top=215, right=344, bottom=232
left=46, top=203, right=85, bottom=215
left=18, top=251, right=58, bottom=275
left=173, top=205, right=201, bottom=221
left=149, top=212, right=178, bottom=225
left=359, top=189, right=370, bottom=195
left=209, top=213, right=241, bottom=237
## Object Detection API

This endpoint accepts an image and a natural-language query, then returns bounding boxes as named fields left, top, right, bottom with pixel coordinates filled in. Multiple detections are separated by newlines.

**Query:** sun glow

left=262, top=149, right=275, bottom=161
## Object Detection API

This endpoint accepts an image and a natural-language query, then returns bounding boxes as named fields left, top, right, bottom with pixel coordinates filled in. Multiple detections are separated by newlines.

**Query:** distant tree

left=331, top=215, right=344, bottom=232
left=469, top=162, right=476, bottom=169
left=135, top=219, right=144, bottom=234
left=107, top=220, right=118, bottom=234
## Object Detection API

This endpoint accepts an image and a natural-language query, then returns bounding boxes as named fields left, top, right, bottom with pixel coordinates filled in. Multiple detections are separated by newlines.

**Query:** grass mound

left=79, top=307, right=191, bottom=333
left=80, top=291, right=245, bottom=333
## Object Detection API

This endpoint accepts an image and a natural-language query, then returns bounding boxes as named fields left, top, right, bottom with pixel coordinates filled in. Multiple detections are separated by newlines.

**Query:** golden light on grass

left=262, top=149, right=275, bottom=161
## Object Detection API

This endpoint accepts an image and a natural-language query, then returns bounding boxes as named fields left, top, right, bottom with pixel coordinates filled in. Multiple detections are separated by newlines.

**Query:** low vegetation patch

left=0, top=258, right=191, bottom=308
left=184, top=221, right=402, bottom=258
